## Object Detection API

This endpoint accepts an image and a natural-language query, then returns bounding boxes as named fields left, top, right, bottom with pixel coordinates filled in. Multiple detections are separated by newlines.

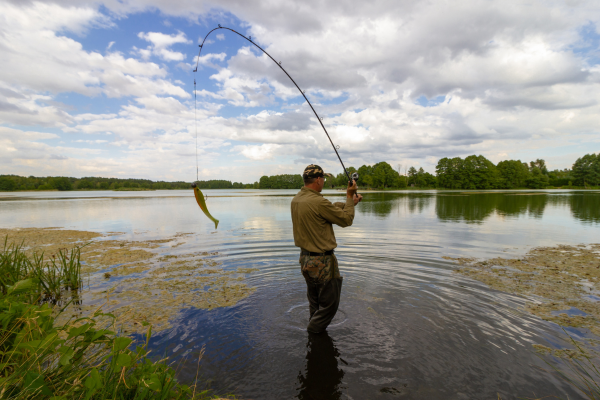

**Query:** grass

left=0, top=240, right=232, bottom=400
left=0, top=240, right=81, bottom=303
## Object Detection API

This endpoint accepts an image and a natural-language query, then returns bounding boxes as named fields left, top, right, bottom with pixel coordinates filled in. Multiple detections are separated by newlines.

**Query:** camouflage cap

left=303, top=164, right=333, bottom=179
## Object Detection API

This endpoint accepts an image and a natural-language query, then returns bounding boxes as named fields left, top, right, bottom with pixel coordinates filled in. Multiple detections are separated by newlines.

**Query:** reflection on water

left=570, top=192, right=600, bottom=223
left=1, top=189, right=599, bottom=399
left=436, top=193, right=551, bottom=223
left=297, top=332, right=345, bottom=400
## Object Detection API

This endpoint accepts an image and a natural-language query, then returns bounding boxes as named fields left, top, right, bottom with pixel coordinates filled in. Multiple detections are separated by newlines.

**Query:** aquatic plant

left=0, top=240, right=81, bottom=303
left=535, top=328, right=600, bottom=400
left=0, top=244, right=232, bottom=400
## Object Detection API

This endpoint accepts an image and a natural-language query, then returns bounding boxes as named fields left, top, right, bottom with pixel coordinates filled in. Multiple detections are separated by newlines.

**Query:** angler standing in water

left=291, top=164, right=363, bottom=333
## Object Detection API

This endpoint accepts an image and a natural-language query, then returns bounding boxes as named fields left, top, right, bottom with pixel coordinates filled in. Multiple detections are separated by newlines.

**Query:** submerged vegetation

left=0, top=241, right=237, bottom=399
left=0, top=228, right=258, bottom=334
left=448, top=244, right=600, bottom=336
left=449, top=244, right=600, bottom=399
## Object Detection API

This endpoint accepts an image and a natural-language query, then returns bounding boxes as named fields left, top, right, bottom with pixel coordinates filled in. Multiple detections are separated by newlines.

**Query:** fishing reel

left=351, top=172, right=359, bottom=182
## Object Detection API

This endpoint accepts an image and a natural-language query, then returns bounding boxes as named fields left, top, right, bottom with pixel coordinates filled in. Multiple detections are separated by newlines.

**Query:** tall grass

left=0, top=240, right=222, bottom=400
left=0, top=240, right=81, bottom=303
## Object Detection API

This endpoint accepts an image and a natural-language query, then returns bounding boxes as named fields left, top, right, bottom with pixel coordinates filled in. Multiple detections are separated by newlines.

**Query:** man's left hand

left=353, top=193, right=363, bottom=206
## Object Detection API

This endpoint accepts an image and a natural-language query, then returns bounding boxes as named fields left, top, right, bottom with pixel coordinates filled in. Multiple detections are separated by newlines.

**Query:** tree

left=371, top=162, right=398, bottom=188
left=259, top=176, right=270, bottom=189
left=407, top=167, right=417, bottom=186
left=529, top=159, right=549, bottom=175
left=0, top=176, right=17, bottom=191
left=422, top=172, right=436, bottom=187
left=53, top=177, right=73, bottom=191
left=526, top=167, right=549, bottom=189
left=435, top=157, right=465, bottom=189
left=572, top=153, right=599, bottom=187
left=497, top=160, right=530, bottom=189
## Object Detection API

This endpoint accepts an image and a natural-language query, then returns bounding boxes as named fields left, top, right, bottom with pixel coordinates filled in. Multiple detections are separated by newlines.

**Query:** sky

left=1, top=0, right=599, bottom=183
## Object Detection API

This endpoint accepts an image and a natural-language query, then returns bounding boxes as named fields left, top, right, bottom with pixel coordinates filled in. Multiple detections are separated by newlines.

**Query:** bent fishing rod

left=193, top=25, right=358, bottom=184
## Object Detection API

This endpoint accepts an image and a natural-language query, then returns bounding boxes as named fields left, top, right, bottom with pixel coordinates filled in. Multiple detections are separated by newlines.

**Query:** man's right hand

left=347, top=179, right=358, bottom=198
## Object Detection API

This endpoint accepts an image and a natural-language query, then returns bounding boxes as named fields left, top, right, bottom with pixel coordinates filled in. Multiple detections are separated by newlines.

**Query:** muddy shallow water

left=1, top=189, right=600, bottom=399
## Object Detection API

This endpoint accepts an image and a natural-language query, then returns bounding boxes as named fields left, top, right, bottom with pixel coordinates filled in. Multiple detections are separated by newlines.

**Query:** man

left=291, top=164, right=362, bottom=333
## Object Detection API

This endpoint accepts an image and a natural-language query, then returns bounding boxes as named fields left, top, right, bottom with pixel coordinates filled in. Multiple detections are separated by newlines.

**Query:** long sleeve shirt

left=291, top=187, right=355, bottom=253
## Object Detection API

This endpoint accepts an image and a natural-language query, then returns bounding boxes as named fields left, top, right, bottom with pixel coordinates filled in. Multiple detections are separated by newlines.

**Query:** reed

left=0, top=239, right=82, bottom=303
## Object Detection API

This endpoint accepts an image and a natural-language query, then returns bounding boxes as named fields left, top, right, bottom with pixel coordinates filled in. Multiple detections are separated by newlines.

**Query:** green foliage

left=435, top=157, right=465, bottom=189
left=0, top=242, right=82, bottom=303
left=436, top=155, right=498, bottom=189
left=435, top=155, right=563, bottom=189
left=335, top=162, right=406, bottom=189
left=497, top=160, right=529, bottom=189
left=526, top=167, right=549, bottom=189
left=258, top=174, right=304, bottom=189
left=0, top=175, right=259, bottom=192
left=408, top=167, right=435, bottom=188
left=572, top=153, right=600, bottom=187
left=548, top=169, right=573, bottom=187
left=0, top=244, right=217, bottom=400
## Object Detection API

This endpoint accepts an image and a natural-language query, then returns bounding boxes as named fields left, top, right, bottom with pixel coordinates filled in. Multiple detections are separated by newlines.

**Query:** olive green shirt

left=291, top=187, right=355, bottom=253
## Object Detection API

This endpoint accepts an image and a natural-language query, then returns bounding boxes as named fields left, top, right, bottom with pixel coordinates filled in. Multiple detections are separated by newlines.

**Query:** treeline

left=432, top=153, right=598, bottom=189
left=258, top=162, right=410, bottom=190
left=0, top=175, right=189, bottom=191
left=0, top=174, right=264, bottom=192
left=259, top=174, right=304, bottom=189
left=332, top=162, right=408, bottom=189
left=2, top=153, right=597, bottom=192
left=195, top=180, right=258, bottom=189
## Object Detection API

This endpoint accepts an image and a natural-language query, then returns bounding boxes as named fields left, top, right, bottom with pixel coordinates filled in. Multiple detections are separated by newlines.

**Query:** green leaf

left=40, top=332, right=60, bottom=349
left=113, top=337, right=132, bottom=351
left=17, top=340, right=41, bottom=351
left=24, top=371, right=53, bottom=396
left=68, top=323, right=91, bottom=339
left=84, top=368, right=102, bottom=390
left=115, top=353, right=132, bottom=368
left=141, top=321, right=149, bottom=326
left=7, top=279, right=33, bottom=295
left=90, top=329, right=112, bottom=342
left=59, top=348, right=74, bottom=365
left=144, top=374, right=162, bottom=391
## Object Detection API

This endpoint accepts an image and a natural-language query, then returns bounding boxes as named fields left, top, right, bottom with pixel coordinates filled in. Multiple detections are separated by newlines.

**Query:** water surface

left=1, top=189, right=599, bottom=399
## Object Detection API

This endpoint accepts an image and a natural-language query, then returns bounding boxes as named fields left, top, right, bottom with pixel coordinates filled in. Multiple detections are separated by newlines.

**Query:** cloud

left=2, top=0, right=600, bottom=181
left=137, top=30, right=192, bottom=61
left=0, top=2, right=188, bottom=103
left=235, top=143, right=281, bottom=160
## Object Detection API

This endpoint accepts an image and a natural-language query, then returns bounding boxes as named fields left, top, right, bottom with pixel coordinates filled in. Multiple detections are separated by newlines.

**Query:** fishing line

left=193, top=25, right=356, bottom=183
left=194, top=79, right=198, bottom=182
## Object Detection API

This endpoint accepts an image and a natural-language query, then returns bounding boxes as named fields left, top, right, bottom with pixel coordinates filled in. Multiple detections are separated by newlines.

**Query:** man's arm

left=320, top=197, right=355, bottom=227
left=333, top=201, right=346, bottom=209
left=320, top=180, right=360, bottom=227
left=334, top=193, right=363, bottom=209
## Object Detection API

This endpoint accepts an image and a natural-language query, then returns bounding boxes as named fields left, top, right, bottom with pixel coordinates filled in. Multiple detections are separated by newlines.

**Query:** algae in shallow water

left=1, top=228, right=258, bottom=334
left=447, top=243, right=600, bottom=340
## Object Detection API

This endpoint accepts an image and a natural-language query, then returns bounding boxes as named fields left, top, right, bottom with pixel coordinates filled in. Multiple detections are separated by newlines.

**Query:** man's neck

left=304, top=184, right=322, bottom=192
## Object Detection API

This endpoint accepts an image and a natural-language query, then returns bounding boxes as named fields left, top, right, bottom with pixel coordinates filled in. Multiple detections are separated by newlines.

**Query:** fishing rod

left=193, top=25, right=358, bottom=184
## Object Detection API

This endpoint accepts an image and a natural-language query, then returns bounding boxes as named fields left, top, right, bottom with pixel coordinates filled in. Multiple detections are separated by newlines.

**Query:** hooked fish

left=192, top=183, right=219, bottom=229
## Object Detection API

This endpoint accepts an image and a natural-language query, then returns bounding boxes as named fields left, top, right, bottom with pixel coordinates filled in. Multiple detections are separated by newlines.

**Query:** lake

left=1, top=189, right=599, bottom=399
